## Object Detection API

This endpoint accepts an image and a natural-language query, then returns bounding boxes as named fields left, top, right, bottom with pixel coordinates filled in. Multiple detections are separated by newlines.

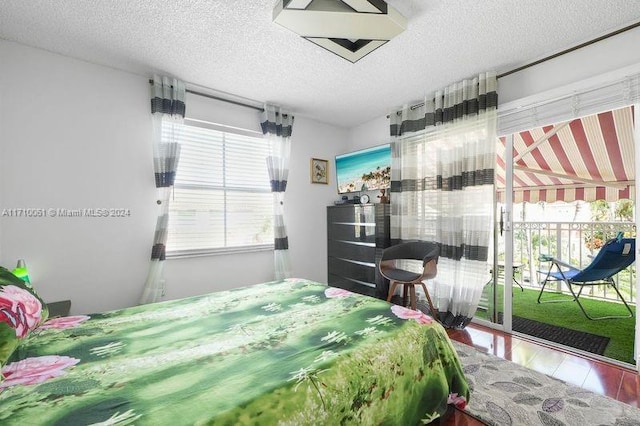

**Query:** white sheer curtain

left=261, top=104, right=294, bottom=280
left=390, top=72, right=497, bottom=328
left=140, top=75, right=185, bottom=304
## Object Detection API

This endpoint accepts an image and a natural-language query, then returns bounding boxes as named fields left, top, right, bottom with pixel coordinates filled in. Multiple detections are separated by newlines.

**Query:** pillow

left=0, top=266, right=49, bottom=374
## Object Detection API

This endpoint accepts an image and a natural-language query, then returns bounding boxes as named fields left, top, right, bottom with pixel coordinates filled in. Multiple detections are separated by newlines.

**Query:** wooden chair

left=380, top=241, right=439, bottom=315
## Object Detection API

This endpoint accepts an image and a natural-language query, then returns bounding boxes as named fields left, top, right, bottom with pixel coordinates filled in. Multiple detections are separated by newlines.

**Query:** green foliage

left=586, top=199, right=635, bottom=224
left=584, top=199, right=635, bottom=251
left=590, top=200, right=611, bottom=222
left=615, top=199, right=634, bottom=221
left=361, top=166, right=391, bottom=188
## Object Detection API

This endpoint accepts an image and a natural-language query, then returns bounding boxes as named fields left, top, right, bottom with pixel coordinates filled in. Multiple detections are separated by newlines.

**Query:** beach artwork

left=336, top=144, right=391, bottom=193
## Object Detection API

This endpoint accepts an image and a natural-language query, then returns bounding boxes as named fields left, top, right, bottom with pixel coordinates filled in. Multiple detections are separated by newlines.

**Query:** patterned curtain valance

left=149, top=75, right=185, bottom=190
left=261, top=105, right=294, bottom=193
left=150, top=75, right=186, bottom=118
left=261, top=107, right=294, bottom=138
left=390, top=72, right=497, bottom=137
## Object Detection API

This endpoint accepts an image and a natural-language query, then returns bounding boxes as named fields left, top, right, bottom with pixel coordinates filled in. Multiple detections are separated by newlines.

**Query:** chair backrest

left=572, top=238, right=635, bottom=283
left=381, top=241, right=439, bottom=265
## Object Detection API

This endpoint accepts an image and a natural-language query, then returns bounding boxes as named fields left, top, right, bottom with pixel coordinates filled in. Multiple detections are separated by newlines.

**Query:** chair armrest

left=538, top=255, right=578, bottom=271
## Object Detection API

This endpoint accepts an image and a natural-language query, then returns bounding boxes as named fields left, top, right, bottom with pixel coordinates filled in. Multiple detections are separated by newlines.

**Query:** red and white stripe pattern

left=496, top=106, right=635, bottom=203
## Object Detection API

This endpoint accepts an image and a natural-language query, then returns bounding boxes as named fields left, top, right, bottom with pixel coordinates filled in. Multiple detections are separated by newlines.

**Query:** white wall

left=286, top=119, right=348, bottom=282
left=0, top=40, right=347, bottom=314
left=348, top=115, right=389, bottom=151
left=0, top=40, right=155, bottom=314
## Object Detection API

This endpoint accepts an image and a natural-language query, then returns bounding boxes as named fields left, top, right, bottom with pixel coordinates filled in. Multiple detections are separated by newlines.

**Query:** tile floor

left=438, top=322, right=640, bottom=425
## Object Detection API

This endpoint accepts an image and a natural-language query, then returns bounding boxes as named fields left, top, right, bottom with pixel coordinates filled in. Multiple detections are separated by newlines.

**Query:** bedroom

left=2, top=0, right=640, bottom=424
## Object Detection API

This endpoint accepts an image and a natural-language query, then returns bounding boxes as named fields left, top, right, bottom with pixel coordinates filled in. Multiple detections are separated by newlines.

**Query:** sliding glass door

left=476, top=105, right=639, bottom=370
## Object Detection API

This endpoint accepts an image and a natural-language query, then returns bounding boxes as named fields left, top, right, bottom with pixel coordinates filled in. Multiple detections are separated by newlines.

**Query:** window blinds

left=498, top=69, right=640, bottom=136
left=165, top=120, right=273, bottom=256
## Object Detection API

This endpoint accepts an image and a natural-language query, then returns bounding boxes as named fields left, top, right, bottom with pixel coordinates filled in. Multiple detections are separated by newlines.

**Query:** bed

left=0, top=277, right=469, bottom=425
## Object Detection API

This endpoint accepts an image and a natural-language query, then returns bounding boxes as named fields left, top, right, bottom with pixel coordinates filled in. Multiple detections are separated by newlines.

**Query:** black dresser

left=327, top=203, right=391, bottom=299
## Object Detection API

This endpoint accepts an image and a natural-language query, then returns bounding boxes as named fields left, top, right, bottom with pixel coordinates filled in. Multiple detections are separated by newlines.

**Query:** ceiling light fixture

left=272, top=0, right=407, bottom=63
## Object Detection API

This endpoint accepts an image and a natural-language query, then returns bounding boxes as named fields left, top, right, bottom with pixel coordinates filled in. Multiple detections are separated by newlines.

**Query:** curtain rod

left=497, top=20, right=640, bottom=79
left=148, top=79, right=263, bottom=112
left=396, top=20, right=640, bottom=113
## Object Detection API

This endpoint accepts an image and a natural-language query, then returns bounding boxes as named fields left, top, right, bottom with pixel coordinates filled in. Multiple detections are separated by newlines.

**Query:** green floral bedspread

left=0, top=279, right=469, bottom=425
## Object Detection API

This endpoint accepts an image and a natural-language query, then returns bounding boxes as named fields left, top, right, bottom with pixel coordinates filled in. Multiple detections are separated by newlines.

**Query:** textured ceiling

left=1, top=0, right=640, bottom=128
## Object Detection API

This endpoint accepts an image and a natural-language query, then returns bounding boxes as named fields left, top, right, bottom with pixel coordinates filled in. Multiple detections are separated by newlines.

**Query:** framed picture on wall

left=311, top=158, right=329, bottom=184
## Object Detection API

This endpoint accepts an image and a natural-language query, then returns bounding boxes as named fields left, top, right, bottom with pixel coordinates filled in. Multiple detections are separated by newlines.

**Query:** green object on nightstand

left=12, top=259, right=31, bottom=287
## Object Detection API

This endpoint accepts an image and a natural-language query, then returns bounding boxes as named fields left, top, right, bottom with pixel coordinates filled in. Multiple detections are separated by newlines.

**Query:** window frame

left=166, top=118, right=274, bottom=258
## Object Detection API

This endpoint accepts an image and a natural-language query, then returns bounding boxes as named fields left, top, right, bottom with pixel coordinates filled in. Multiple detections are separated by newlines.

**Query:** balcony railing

left=498, top=221, right=636, bottom=304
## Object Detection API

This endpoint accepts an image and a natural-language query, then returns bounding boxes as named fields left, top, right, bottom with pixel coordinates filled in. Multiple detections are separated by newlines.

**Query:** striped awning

left=496, top=105, right=635, bottom=203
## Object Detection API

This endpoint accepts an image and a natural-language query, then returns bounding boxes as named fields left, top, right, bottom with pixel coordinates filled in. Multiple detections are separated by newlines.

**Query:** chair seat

left=380, top=241, right=439, bottom=318
left=383, top=268, right=422, bottom=283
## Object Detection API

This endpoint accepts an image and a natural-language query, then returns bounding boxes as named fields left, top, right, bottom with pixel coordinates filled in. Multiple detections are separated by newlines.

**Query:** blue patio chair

left=537, top=237, right=635, bottom=320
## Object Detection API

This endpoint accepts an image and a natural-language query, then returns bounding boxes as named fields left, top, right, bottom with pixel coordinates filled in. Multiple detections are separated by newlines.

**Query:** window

left=166, top=119, right=273, bottom=256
